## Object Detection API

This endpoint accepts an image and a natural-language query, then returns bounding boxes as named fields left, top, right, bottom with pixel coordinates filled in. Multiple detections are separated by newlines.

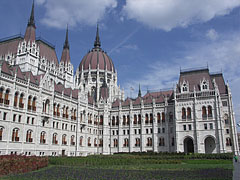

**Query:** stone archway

left=204, top=136, right=216, bottom=154
left=184, top=137, right=194, bottom=153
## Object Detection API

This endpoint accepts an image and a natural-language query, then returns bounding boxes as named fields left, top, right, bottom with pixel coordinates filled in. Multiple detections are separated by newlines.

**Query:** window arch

left=52, top=133, right=58, bottom=144
left=112, top=116, right=115, bottom=126
left=88, top=137, right=91, bottom=146
left=147, top=137, right=152, bottom=147
left=62, top=134, right=67, bottom=145
left=150, top=113, right=153, bottom=123
left=182, top=108, right=186, bottom=119
left=12, top=128, right=19, bottom=142
left=116, top=116, right=119, bottom=125
left=226, top=137, right=232, bottom=146
left=208, top=106, right=212, bottom=118
left=145, top=114, right=149, bottom=124
left=157, top=113, right=161, bottom=123
left=134, top=114, right=137, bottom=124
left=27, top=96, right=32, bottom=110
left=19, top=93, right=24, bottom=108
left=187, top=107, right=191, bottom=119
left=57, top=104, right=60, bottom=117
left=71, top=135, right=75, bottom=146
left=113, top=138, right=118, bottom=147
left=202, top=106, right=207, bottom=119
left=135, top=138, right=140, bottom=147
left=65, top=107, right=69, bottom=119
left=127, top=115, right=130, bottom=125
left=0, top=126, right=4, bottom=141
left=32, top=97, right=37, bottom=111
left=124, top=138, right=129, bottom=147
left=26, top=130, right=33, bottom=142
left=80, top=136, right=83, bottom=146
left=94, top=138, right=97, bottom=147
left=99, top=139, right=103, bottom=147
left=162, top=112, right=165, bottom=123
left=40, top=131, right=46, bottom=144
left=0, top=87, right=4, bottom=104
left=4, top=89, right=10, bottom=105
left=14, top=92, right=19, bottom=107
left=123, top=115, right=126, bottom=125
left=138, top=114, right=141, bottom=124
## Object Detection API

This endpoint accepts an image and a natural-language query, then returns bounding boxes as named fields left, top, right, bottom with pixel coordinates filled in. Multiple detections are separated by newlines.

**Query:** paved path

left=233, top=156, right=240, bottom=180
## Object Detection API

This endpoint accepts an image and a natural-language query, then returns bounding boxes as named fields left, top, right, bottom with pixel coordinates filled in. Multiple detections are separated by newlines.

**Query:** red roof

left=79, top=48, right=115, bottom=72
left=0, top=37, right=22, bottom=57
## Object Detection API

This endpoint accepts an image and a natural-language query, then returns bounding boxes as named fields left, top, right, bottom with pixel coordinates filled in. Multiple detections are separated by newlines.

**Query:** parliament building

left=0, top=3, right=239, bottom=156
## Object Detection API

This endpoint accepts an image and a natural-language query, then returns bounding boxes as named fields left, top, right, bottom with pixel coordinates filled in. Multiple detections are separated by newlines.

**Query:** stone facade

left=0, top=3, right=239, bottom=156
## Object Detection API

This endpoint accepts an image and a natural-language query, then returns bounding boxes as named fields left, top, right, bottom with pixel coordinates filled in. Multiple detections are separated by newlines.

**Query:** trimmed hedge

left=0, top=155, right=48, bottom=177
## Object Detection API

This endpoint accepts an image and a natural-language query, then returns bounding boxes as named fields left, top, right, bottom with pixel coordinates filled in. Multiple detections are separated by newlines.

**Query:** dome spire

left=28, top=0, right=36, bottom=28
left=63, top=25, right=69, bottom=49
left=94, top=24, right=101, bottom=48
left=138, top=84, right=142, bottom=97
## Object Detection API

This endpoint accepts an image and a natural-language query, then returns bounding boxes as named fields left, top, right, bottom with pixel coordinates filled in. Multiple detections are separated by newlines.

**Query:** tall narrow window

left=88, top=137, right=91, bottom=146
left=147, top=137, right=152, bottom=147
left=0, top=87, right=3, bottom=104
left=202, top=106, right=207, bottom=119
left=27, top=96, right=32, bottom=110
left=52, top=133, right=58, bottom=144
left=138, top=114, right=141, bottom=124
left=71, top=135, right=75, bottom=146
left=14, top=92, right=19, bottom=107
left=40, top=131, right=46, bottom=144
left=32, top=97, right=37, bottom=111
left=157, top=113, right=161, bottom=123
left=145, top=114, right=149, bottom=124
left=182, top=108, right=186, bottom=119
left=0, top=127, right=3, bottom=141
left=26, top=130, right=33, bottom=142
left=208, top=106, right=212, bottom=118
left=127, top=115, right=130, bottom=125
left=150, top=113, right=153, bottom=123
left=80, top=136, right=83, bottom=146
left=123, top=115, right=126, bottom=125
left=187, top=107, right=191, bottom=120
left=4, top=89, right=10, bottom=105
left=162, top=112, right=165, bottom=123
left=12, top=128, right=19, bottom=142
left=112, top=116, right=115, bottom=126
left=19, top=93, right=24, bottom=108
left=134, top=114, right=137, bottom=124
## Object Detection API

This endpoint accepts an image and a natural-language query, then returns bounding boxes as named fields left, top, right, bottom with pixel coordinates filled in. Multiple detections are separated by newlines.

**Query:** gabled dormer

left=200, top=78, right=209, bottom=91
left=181, top=80, right=189, bottom=93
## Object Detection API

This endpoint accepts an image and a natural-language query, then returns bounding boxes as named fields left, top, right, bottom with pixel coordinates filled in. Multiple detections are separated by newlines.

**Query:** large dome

left=78, top=26, right=115, bottom=72
left=79, top=48, right=115, bottom=72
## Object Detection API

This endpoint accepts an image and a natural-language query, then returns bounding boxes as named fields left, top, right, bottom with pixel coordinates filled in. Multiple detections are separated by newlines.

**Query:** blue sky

left=0, top=0, right=240, bottom=128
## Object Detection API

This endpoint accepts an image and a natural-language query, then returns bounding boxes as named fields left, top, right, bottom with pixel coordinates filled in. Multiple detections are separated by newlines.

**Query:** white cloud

left=123, top=32, right=240, bottom=128
left=206, top=29, right=219, bottom=41
left=37, top=0, right=117, bottom=28
left=123, top=0, right=240, bottom=31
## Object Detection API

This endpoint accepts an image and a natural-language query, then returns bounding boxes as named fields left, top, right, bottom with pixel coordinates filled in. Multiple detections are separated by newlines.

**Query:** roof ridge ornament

left=94, top=24, right=101, bottom=48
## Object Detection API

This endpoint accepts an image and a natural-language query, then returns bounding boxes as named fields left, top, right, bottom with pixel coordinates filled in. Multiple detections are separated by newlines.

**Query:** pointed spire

left=94, top=24, right=101, bottom=48
left=138, top=84, right=142, bottom=97
left=63, top=25, right=69, bottom=49
left=28, top=0, right=36, bottom=28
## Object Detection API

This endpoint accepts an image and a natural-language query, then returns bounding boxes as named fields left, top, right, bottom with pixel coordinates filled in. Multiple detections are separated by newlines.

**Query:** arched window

left=124, top=138, right=129, bottom=147
left=123, top=115, right=126, bottom=125
left=94, top=138, right=97, bottom=147
left=80, top=136, right=83, bottom=146
left=99, top=139, right=103, bottom=147
left=202, top=106, right=207, bottom=119
left=62, top=134, right=67, bottom=145
left=88, top=137, right=91, bottom=146
left=66, top=107, right=69, bottom=119
left=27, top=96, right=32, bottom=110
left=32, top=97, right=37, bottom=111
left=159, top=137, right=165, bottom=146
left=182, top=83, right=188, bottom=92
left=182, top=108, right=186, bottom=119
left=53, top=103, right=56, bottom=116
left=162, top=112, right=165, bottom=123
left=224, top=114, right=229, bottom=124
left=226, top=137, right=232, bottom=146
left=74, top=109, right=77, bottom=120
left=135, top=138, right=140, bottom=147
left=0, top=127, right=3, bottom=141
left=100, top=115, right=103, bottom=125
left=157, top=113, right=161, bottom=123
left=26, top=130, right=33, bottom=142
left=112, top=116, right=115, bottom=126
left=187, top=107, right=191, bottom=119
left=4, top=89, right=10, bottom=105
left=134, top=114, right=137, bottom=124
left=57, top=104, right=60, bottom=117
left=19, top=93, right=24, bottom=108
left=44, top=99, right=50, bottom=113
left=145, top=114, right=149, bottom=124
left=127, top=115, right=130, bottom=125
left=71, top=135, right=75, bottom=146
left=12, top=128, right=19, bottom=142
left=147, top=137, right=152, bottom=147
left=116, top=116, right=119, bottom=125
left=202, top=81, right=208, bottom=90
left=62, top=106, right=66, bottom=117
left=150, top=113, right=153, bottom=123
left=208, top=106, right=212, bottom=118
left=40, top=131, right=46, bottom=144
left=114, top=139, right=118, bottom=147
left=52, top=133, right=58, bottom=144
left=138, top=114, right=141, bottom=124
left=14, top=92, right=19, bottom=107
left=0, top=87, right=4, bottom=104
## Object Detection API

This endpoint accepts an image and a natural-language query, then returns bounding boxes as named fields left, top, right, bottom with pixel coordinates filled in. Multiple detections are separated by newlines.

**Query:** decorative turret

left=94, top=24, right=101, bottom=48
left=60, top=27, right=71, bottom=65
left=24, top=1, right=36, bottom=43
